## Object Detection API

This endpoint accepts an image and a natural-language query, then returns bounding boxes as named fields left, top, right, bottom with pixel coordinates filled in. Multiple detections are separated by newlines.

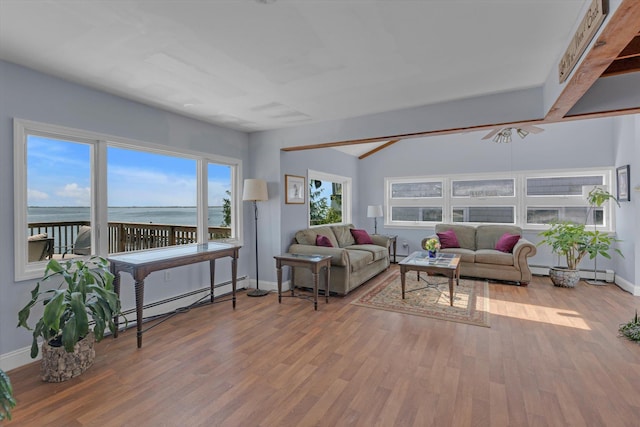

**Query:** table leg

left=277, top=265, right=282, bottom=304
left=401, top=268, right=406, bottom=299
left=313, top=271, right=319, bottom=311
left=392, top=239, right=397, bottom=263
left=134, top=279, right=145, bottom=348
left=324, top=264, right=330, bottom=304
left=209, top=259, right=216, bottom=303
left=231, top=255, right=237, bottom=309
left=290, top=266, right=295, bottom=296
left=448, top=276, right=454, bottom=306
left=112, top=267, right=120, bottom=338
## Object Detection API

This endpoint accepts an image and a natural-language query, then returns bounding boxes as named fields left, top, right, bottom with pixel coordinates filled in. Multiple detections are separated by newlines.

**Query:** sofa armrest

left=288, top=244, right=350, bottom=267
left=371, top=234, right=391, bottom=249
left=512, top=238, right=537, bottom=272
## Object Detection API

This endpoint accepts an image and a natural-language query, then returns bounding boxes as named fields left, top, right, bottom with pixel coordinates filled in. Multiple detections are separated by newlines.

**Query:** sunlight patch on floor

left=495, top=301, right=592, bottom=330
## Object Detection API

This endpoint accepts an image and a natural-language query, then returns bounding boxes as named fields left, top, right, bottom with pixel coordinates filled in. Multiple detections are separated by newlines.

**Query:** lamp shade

left=242, top=179, right=268, bottom=201
left=367, top=205, right=383, bottom=218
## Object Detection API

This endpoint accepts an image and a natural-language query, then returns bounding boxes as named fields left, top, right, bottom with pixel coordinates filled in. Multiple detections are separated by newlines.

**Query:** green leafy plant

left=619, top=310, right=640, bottom=343
left=0, top=369, right=16, bottom=421
left=17, top=257, right=123, bottom=358
left=538, top=222, right=622, bottom=270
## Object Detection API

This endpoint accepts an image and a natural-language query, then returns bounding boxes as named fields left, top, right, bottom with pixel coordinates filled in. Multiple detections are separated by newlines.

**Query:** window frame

left=14, top=118, right=243, bottom=281
left=307, top=169, right=352, bottom=228
left=385, top=168, right=615, bottom=231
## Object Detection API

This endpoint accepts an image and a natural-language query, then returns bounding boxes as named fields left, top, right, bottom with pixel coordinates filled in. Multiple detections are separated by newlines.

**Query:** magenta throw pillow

left=350, top=228, right=374, bottom=245
left=436, top=229, right=460, bottom=249
left=316, top=235, right=333, bottom=247
left=495, top=233, right=520, bottom=253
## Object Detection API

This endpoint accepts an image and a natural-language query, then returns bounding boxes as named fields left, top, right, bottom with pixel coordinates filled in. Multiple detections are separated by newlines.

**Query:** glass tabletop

left=108, top=242, right=239, bottom=264
left=400, top=251, right=459, bottom=268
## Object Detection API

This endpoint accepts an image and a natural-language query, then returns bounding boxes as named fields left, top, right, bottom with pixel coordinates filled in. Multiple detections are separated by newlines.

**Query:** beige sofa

left=288, top=224, right=391, bottom=295
left=423, top=224, right=537, bottom=285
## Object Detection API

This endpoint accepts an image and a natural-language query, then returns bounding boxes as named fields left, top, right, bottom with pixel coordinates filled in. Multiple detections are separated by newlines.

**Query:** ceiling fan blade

left=521, top=125, right=544, bottom=134
left=481, top=128, right=501, bottom=140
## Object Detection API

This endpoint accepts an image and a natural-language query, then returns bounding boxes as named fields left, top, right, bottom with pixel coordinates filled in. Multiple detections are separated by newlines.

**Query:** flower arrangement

left=424, top=238, right=441, bottom=252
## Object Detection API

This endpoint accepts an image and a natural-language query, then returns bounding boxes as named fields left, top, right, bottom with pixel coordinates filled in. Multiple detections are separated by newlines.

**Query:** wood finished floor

left=5, top=267, right=640, bottom=427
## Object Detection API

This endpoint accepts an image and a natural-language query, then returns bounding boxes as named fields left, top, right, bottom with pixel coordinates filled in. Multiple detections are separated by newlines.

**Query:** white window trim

left=385, top=168, right=615, bottom=231
left=307, top=169, right=352, bottom=228
left=14, top=118, right=243, bottom=281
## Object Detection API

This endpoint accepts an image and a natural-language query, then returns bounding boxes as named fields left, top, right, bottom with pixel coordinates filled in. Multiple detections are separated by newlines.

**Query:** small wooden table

left=399, top=252, right=461, bottom=306
left=274, top=253, right=332, bottom=310
left=108, top=242, right=241, bottom=348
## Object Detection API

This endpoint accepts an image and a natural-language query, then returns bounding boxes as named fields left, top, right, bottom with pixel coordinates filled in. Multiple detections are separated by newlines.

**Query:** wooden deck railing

left=28, top=221, right=231, bottom=255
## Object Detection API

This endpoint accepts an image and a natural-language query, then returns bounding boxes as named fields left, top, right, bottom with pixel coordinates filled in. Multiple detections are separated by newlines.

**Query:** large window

left=385, top=169, right=614, bottom=230
left=15, top=119, right=241, bottom=280
left=308, top=170, right=351, bottom=227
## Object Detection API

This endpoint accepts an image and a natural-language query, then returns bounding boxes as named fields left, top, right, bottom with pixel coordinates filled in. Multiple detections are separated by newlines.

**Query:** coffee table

left=399, top=252, right=461, bottom=306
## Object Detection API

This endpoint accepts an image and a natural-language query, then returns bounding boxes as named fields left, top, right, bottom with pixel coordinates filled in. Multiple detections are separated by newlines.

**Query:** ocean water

left=28, top=206, right=225, bottom=227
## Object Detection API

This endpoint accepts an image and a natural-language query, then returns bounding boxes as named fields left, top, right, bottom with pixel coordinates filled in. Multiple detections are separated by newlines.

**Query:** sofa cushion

left=440, top=247, right=475, bottom=263
left=436, top=224, right=476, bottom=250
left=475, top=249, right=515, bottom=266
left=316, top=235, right=333, bottom=247
left=332, top=224, right=356, bottom=247
left=345, top=244, right=388, bottom=262
left=295, top=226, right=339, bottom=248
left=346, top=249, right=374, bottom=271
left=476, top=224, right=522, bottom=250
left=437, top=229, right=460, bottom=249
left=495, top=233, right=520, bottom=253
left=350, top=228, right=374, bottom=245
left=28, top=233, right=48, bottom=241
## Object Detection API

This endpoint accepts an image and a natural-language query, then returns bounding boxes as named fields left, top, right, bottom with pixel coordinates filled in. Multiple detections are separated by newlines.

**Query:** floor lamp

left=367, top=205, right=383, bottom=234
left=243, top=178, right=269, bottom=297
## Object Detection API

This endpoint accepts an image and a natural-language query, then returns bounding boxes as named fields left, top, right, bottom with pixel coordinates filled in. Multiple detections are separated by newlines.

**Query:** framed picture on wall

left=617, top=165, right=630, bottom=202
left=285, top=175, right=305, bottom=204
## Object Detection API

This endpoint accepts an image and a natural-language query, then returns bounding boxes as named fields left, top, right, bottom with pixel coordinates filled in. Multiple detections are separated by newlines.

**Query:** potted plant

left=538, top=187, right=622, bottom=287
left=423, top=237, right=441, bottom=258
left=0, top=369, right=16, bottom=421
left=17, top=256, right=123, bottom=382
left=619, top=310, right=640, bottom=343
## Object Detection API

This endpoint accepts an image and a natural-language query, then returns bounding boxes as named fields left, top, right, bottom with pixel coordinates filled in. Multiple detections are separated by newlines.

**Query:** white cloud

left=56, top=183, right=91, bottom=205
left=28, top=189, right=49, bottom=201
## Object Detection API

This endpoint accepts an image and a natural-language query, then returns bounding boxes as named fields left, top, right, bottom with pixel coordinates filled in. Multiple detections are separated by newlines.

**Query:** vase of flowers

left=424, top=238, right=440, bottom=258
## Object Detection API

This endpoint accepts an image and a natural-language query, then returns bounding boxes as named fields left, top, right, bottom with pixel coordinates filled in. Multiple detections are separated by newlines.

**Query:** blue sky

left=27, top=136, right=231, bottom=207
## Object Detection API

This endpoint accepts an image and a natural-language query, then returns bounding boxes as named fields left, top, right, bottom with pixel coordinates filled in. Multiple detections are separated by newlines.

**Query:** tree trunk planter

left=40, top=332, right=95, bottom=382
left=549, top=267, right=580, bottom=288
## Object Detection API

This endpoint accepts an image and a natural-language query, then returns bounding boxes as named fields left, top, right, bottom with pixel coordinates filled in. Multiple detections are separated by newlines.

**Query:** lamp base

left=586, top=279, right=608, bottom=286
left=247, top=288, right=270, bottom=297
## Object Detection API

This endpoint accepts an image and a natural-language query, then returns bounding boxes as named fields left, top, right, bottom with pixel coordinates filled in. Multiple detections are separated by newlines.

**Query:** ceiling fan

left=482, top=125, right=544, bottom=143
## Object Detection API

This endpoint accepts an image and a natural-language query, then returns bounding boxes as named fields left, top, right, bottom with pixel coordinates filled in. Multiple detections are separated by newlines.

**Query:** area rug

left=352, top=271, right=490, bottom=327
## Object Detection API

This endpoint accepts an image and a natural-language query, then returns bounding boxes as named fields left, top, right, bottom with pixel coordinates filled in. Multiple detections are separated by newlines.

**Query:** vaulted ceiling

left=1, top=0, right=639, bottom=157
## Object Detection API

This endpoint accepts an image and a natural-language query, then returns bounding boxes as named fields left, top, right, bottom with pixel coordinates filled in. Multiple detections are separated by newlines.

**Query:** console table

left=108, top=242, right=241, bottom=348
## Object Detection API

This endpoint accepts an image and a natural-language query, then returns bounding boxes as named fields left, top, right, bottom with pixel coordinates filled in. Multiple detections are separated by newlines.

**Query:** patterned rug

left=352, top=271, right=490, bottom=327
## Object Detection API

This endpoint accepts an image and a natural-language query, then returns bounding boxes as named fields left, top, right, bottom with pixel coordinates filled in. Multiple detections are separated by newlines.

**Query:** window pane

left=391, top=207, right=442, bottom=222
left=107, top=147, right=197, bottom=252
left=452, top=179, right=514, bottom=197
left=527, top=207, right=603, bottom=225
left=309, top=179, right=343, bottom=226
left=391, top=182, right=442, bottom=198
left=453, top=206, right=514, bottom=223
left=526, top=176, right=603, bottom=196
left=27, top=135, right=92, bottom=262
left=208, top=163, right=232, bottom=239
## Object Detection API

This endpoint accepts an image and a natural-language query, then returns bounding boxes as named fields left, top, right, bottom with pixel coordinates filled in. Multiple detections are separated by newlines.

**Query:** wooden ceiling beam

left=358, top=139, right=401, bottom=160
left=546, top=0, right=640, bottom=121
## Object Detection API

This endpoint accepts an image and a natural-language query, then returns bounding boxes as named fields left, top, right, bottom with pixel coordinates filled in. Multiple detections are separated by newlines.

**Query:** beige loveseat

left=423, top=224, right=537, bottom=285
left=288, top=224, right=391, bottom=295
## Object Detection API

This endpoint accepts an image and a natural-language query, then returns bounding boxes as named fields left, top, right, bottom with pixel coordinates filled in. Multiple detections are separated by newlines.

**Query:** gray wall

left=0, top=60, right=251, bottom=364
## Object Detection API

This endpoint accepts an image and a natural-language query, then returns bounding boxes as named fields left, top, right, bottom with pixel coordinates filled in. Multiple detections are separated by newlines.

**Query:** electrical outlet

left=402, top=241, right=409, bottom=248
left=164, top=271, right=171, bottom=281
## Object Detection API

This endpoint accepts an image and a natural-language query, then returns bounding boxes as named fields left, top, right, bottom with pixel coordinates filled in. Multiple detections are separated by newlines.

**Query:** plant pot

left=549, top=267, right=580, bottom=288
left=40, top=332, right=95, bottom=383
left=428, top=250, right=437, bottom=258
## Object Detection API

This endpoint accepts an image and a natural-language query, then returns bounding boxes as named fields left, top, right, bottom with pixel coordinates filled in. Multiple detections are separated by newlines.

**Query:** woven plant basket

left=549, top=267, right=580, bottom=288
left=40, top=332, right=95, bottom=382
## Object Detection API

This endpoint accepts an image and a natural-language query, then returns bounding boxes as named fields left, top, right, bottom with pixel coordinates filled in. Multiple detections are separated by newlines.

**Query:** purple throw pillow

left=495, top=233, right=520, bottom=253
left=316, top=234, right=333, bottom=247
left=350, top=228, right=374, bottom=245
left=436, top=229, right=460, bottom=249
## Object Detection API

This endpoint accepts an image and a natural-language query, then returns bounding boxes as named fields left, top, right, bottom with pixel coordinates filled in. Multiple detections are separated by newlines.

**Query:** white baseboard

left=530, top=265, right=615, bottom=282
left=615, top=275, right=640, bottom=296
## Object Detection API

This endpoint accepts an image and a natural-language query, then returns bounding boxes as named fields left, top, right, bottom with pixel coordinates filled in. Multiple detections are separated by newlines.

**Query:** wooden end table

left=274, top=253, right=332, bottom=310
left=399, top=252, right=461, bottom=306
